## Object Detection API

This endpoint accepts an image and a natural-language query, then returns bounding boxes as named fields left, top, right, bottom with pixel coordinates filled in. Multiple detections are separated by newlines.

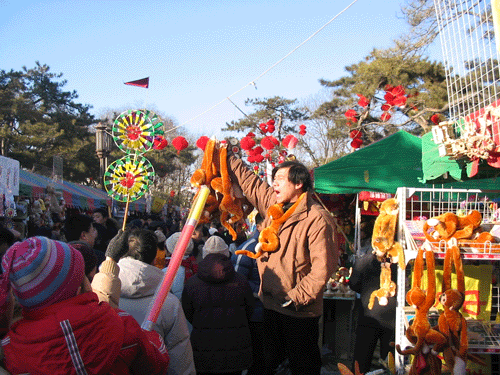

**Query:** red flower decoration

left=259, top=123, right=267, bottom=133
left=170, top=190, right=175, bottom=197
left=430, top=114, right=441, bottom=125
left=393, top=95, right=407, bottom=107
left=351, top=138, right=363, bottom=149
left=267, top=124, right=275, bottom=133
left=267, top=119, right=275, bottom=126
left=253, top=146, right=264, bottom=155
left=349, top=130, right=362, bottom=139
left=196, top=136, right=209, bottom=150
left=253, top=165, right=259, bottom=171
left=261, top=136, right=276, bottom=150
left=357, top=94, right=369, bottom=108
left=254, top=154, right=264, bottom=163
left=299, top=124, right=307, bottom=130
left=172, top=136, right=188, bottom=154
left=345, top=109, right=358, bottom=122
left=381, top=103, right=391, bottom=111
left=240, top=136, right=256, bottom=151
left=282, top=134, right=298, bottom=149
left=380, top=112, right=392, bottom=121
left=153, top=135, right=169, bottom=150
left=299, top=129, right=307, bottom=136
left=247, top=132, right=256, bottom=138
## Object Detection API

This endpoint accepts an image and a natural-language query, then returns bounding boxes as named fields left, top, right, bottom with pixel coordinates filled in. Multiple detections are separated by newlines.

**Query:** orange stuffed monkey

left=396, top=246, right=446, bottom=375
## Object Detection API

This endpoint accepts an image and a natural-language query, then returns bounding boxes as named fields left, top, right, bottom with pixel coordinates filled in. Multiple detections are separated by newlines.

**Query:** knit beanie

left=154, top=229, right=167, bottom=244
left=202, top=235, right=230, bottom=259
left=0, top=236, right=85, bottom=311
left=166, top=232, right=194, bottom=256
left=69, top=241, right=98, bottom=277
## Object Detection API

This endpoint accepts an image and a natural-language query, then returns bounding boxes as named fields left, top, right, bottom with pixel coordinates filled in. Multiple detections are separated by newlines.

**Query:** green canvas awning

left=314, top=131, right=425, bottom=194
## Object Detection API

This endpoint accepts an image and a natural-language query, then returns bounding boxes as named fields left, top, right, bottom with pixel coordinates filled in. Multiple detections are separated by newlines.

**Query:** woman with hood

left=118, top=228, right=196, bottom=375
left=182, top=235, right=255, bottom=375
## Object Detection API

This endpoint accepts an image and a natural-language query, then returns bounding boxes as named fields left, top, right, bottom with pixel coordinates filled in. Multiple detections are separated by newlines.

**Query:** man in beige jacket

left=228, top=155, right=338, bottom=375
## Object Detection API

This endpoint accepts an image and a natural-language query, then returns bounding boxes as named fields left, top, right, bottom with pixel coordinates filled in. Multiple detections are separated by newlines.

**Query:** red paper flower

left=254, top=154, right=264, bottom=163
left=357, top=94, right=369, bottom=108
left=380, top=112, right=392, bottom=121
left=299, top=129, right=306, bottom=136
left=351, top=138, right=363, bottom=149
left=170, top=190, right=176, bottom=197
left=240, top=136, right=256, bottom=151
left=196, top=136, right=209, bottom=150
left=299, top=124, right=307, bottom=130
left=430, top=114, right=441, bottom=125
left=381, top=103, right=391, bottom=111
left=267, top=124, right=275, bottom=133
left=253, top=165, right=259, bottom=171
left=153, top=135, right=169, bottom=150
left=345, top=109, right=358, bottom=122
left=267, top=119, right=275, bottom=126
left=247, top=155, right=256, bottom=163
left=247, top=132, right=256, bottom=138
left=172, top=136, right=188, bottom=154
left=259, top=123, right=267, bottom=133
left=349, top=130, right=362, bottom=139
left=282, top=134, right=298, bottom=149
left=253, top=146, right=264, bottom=155
left=393, top=95, right=407, bottom=107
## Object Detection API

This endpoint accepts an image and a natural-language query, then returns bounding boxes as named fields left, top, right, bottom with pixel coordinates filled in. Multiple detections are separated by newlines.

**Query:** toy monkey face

left=440, top=289, right=464, bottom=310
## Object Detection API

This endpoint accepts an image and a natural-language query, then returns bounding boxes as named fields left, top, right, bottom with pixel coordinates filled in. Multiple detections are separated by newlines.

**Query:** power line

left=165, top=0, right=360, bottom=134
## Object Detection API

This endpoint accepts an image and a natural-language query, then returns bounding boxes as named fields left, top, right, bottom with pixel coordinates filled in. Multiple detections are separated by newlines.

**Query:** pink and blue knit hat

left=0, top=236, right=85, bottom=311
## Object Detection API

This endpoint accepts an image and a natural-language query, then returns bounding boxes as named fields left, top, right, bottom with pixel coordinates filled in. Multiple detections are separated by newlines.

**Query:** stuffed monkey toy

left=396, top=246, right=446, bottom=375
left=371, top=198, right=405, bottom=269
left=368, top=262, right=396, bottom=309
left=235, top=192, right=306, bottom=259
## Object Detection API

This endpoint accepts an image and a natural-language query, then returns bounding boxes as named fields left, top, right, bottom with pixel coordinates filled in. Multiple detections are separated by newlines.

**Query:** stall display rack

left=395, top=187, right=500, bottom=374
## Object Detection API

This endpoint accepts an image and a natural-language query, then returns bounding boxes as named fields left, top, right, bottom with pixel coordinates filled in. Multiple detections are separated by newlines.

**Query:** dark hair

left=0, top=227, right=15, bottom=248
left=271, top=160, right=312, bottom=192
left=254, top=213, right=264, bottom=225
left=64, top=214, right=94, bottom=242
left=127, top=228, right=158, bottom=265
left=69, top=241, right=97, bottom=277
left=93, top=207, right=109, bottom=218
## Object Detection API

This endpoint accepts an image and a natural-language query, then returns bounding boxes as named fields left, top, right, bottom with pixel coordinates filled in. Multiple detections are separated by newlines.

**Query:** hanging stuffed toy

left=368, top=262, right=396, bottom=309
left=235, top=192, right=306, bottom=259
left=396, top=245, right=446, bottom=375
left=371, top=198, right=405, bottom=269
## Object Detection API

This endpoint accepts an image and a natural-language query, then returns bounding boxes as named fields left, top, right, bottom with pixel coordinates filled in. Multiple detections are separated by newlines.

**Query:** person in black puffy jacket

left=182, top=235, right=255, bottom=375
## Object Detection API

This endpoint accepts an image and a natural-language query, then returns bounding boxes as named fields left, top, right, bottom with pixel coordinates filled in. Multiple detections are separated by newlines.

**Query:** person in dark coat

left=231, top=213, right=265, bottom=375
left=349, top=252, right=397, bottom=373
left=182, top=235, right=254, bottom=375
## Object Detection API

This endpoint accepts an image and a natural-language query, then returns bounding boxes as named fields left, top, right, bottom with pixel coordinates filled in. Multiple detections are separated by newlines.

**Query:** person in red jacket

left=0, top=236, right=169, bottom=375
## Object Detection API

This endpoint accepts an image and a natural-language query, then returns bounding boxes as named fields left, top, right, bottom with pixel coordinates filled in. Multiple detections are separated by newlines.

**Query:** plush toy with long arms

left=235, top=192, right=306, bottom=259
left=396, top=246, right=446, bottom=375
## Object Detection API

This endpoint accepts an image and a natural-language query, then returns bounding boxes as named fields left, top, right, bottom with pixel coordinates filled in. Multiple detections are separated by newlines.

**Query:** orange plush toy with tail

left=235, top=193, right=306, bottom=259
left=436, top=237, right=469, bottom=374
left=396, top=245, right=446, bottom=375
left=371, top=198, right=405, bottom=269
left=368, top=262, right=396, bottom=310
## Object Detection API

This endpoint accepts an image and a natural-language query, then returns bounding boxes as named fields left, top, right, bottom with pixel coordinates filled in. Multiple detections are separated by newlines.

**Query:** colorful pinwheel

left=104, top=154, right=155, bottom=202
left=112, top=110, right=155, bottom=153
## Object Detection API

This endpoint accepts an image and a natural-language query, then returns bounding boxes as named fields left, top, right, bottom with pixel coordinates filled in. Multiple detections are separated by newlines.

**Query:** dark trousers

left=262, top=308, right=322, bottom=375
left=353, top=323, right=395, bottom=374
left=246, top=321, right=265, bottom=375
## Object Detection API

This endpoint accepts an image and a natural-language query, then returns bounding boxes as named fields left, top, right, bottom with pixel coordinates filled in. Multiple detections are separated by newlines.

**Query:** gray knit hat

left=202, top=235, right=230, bottom=259
left=166, top=232, right=194, bottom=255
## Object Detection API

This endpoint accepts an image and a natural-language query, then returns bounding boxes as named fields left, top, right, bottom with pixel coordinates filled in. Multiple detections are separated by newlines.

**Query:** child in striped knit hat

left=0, top=236, right=169, bottom=375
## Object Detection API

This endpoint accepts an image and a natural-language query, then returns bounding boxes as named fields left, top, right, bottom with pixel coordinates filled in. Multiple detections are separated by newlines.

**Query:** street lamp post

left=95, top=122, right=111, bottom=189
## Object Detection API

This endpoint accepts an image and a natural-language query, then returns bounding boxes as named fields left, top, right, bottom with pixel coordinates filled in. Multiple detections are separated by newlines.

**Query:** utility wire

left=166, top=0, right=360, bottom=134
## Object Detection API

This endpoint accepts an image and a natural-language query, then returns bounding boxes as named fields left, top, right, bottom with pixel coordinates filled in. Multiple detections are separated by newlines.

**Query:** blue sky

left=0, top=0, right=434, bottom=140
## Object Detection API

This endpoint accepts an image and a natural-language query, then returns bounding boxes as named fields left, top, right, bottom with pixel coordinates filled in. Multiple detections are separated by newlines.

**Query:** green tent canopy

left=314, top=131, right=425, bottom=195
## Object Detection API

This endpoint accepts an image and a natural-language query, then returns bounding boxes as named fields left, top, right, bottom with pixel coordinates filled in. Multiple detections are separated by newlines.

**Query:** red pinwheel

left=172, top=136, right=188, bottom=155
left=282, top=134, right=298, bottom=150
left=196, top=136, right=210, bottom=150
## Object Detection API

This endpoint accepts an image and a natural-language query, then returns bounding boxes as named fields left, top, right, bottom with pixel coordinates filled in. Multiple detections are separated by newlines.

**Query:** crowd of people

left=0, top=155, right=339, bottom=375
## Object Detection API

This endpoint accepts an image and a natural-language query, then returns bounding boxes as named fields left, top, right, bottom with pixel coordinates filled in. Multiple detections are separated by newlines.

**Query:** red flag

left=124, top=77, right=149, bottom=88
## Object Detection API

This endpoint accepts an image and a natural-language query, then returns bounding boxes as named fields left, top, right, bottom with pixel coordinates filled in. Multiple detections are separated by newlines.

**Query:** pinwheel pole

left=142, top=185, right=210, bottom=331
